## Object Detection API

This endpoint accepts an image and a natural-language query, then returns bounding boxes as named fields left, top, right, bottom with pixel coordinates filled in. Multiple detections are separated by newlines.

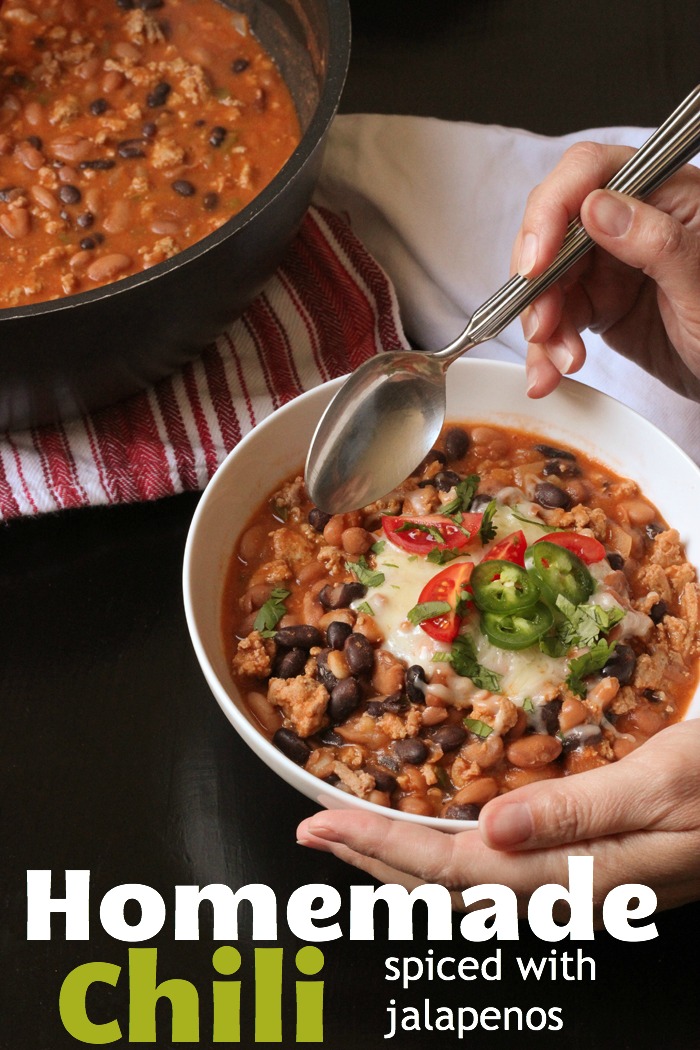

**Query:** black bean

left=542, top=460, right=581, bottom=479
left=534, top=443, right=577, bottom=461
left=273, top=728, right=310, bottom=765
left=147, top=80, right=171, bottom=107
left=79, top=158, right=116, bottom=170
left=273, top=647, right=307, bottom=680
left=58, top=184, right=81, bottom=205
left=643, top=688, right=664, bottom=703
left=328, top=678, right=361, bottom=723
left=534, top=481, right=572, bottom=511
left=431, top=470, right=462, bottom=492
left=318, top=728, right=344, bottom=746
left=430, top=724, right=467, bottom=752
left=315, top=650, right=338, bottom=691
left=601, top=643, right=636, bottom=686
left=274, top=624, right=323, bottom=650
left=118, top=139, right=147, bottom=159
left=405, top=664, right=427, bottom=703
left=378, top=754, right=401, bottom=773
left=540, top=698, right=562, bottom=735
left=142, top=121, right=158, bottom=139
left=79, top=237, right=96, bottom=251
left=76, top=211, right=94, bottom=229
left=116, top=0, right=135, bottom=8
left=308, top=507, right=331, bottom=533
left=319, top=582, right=366, bottom=610
left=137, top=0, right=164, bottom=9
left=172, top=179, right=196, bottom=197
left=343, top=633, right=374, bottom=675
left=366, top=692, right=410, bottom=718
left=232, top=57, right=250, bottom=73
left=645, top=522, right=665, bottom=540
left=393, top=738, right=428, bottom=765
left=469, top=493, right=493, bottom=512
left=11, top=72, right=31, bottom=89
left=606, top=551, right=625, bottom=571
left=443, top=427, right=470, bottom=461
left=0, top=186, right=19, bottom=202
left=443, top=803, right=480, bottom=821
left=326, top=620, right=352, bottom=651
left=369, top=767, right=397, bottom=793
left=203, top=192, right=219, bottom=211
left=89, top=98, right=108, bottom=116
left=27, top=135, right=43, bottom=150
left=650, top=600, right=669, bottom=624
left=561, top=724, right=603, bottom=753
left=209, top=125, right=227, bottom=147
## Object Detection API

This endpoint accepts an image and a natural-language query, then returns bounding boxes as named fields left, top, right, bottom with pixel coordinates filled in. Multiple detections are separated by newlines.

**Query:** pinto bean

left=341, top=527, right=373, bottom=555
left=86, top=253, right=132, bottom=283
left=371, top=649, right=405, bottom=695
left=397, top=795, right=435, bottom=817
left=0, top=207, right=31, bottom=238
left=246, top=691, right=282, bottom=734
left=506, top=733, right=562, bottom=768
left=450, top=777, right=499, bottom=808
left=559, top=696, right=587, bottom=732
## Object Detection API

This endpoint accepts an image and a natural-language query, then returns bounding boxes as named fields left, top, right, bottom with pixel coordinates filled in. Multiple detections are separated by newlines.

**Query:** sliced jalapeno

left=481, top=602, right=554, bottom=650
left=470, top=558, right=541, bottom=614
left=525, top=540, right=594, bottom=606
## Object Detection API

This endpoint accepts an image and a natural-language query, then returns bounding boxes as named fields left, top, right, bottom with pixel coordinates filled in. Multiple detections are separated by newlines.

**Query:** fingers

left=582, top=187, right=700, bottom=308
left=513, top=142, right=636, bottom=278
left=525, top=309, right=589, bottom=397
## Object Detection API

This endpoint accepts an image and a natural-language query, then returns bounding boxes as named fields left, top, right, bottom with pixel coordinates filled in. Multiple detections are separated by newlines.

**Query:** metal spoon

left=306, top=84, right=700, bottom=512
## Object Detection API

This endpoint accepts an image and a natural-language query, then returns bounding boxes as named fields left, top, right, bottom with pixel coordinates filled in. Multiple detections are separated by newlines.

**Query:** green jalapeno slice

left=470, top=558, right=541, bottom=614
left=524, top=540, right=594, bottom=606
left=481, top=602, right=554, bottom=651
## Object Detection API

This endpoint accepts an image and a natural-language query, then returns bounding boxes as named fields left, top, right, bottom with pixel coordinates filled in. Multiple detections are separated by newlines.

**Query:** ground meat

left=273, top=475, right=306, bottom=512
left=250, top=559, right=293, bottom=586
left=554, top=506, right=608, bottom=538
left=271, top=526, right=317, bottom=576
left=633, top=649, right=670, bottom=691
left=232, top=630, right=273, bottom=678
left=332, top=762, right=375, bottom=798
left=267, top=675, right=329, bottom=737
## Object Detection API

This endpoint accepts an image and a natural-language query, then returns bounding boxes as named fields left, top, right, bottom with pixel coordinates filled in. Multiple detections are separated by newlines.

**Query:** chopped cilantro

left=441, top=475, right=480, bottom=516
left=510, top=506, right=551, bottom=531
left=407, top=600, right=452, bottom=625
left=464, top=717, right=493, bottom=738
left=522, top=697, right=535, bottom=713
left=478, top=500, right=498, bottom=544
left=346, top=556, right=385, bottom=588
left=397, top=520, right=445, bottom=544
left=566, top=639, right=617, bottom=697
left=356, top=601, right=375, bottom=616
left=253, top=587, right=291, bottom=636
left=554, top=595, right=625, bottom=649
left=371, top=539, right=386, bottom=555
left=426, top=546, right=462, bottom=565
left=434, top=634, right=502, bottom=692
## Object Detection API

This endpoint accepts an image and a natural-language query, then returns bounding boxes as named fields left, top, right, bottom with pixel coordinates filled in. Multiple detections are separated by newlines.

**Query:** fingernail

left=545, top=340, right=574, bottom=375
left=299, top=822, right=341, bottom=843
left=526, top=365, right=539, bottom=396
left=521, top=304, right=539, bottom=342
left=518, top=232, right=539, bottom=276
left=588, top=190, right=633, bottom=238
left=485, top=802, right=532, bottom=847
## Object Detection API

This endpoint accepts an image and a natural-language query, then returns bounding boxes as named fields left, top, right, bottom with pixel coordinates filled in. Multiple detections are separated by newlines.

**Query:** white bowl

left=183, top=358, right=700, bottom=831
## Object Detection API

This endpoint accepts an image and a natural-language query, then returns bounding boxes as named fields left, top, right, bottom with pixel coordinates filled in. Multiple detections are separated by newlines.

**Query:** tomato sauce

left=0, top=0, right=301, bottom=306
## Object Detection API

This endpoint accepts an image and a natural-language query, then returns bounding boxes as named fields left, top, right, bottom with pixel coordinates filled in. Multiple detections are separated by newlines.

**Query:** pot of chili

left=0, top=0, right=350, bottom=428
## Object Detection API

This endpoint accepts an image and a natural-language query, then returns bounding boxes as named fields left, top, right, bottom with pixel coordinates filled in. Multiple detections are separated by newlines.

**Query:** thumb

left=478, top=750, right=665, bottom=851
left=581, top=187, right=700, bottom=302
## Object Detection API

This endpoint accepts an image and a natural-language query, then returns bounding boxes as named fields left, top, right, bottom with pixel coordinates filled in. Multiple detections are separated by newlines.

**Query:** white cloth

left=314, top=114, right=700, bottom=463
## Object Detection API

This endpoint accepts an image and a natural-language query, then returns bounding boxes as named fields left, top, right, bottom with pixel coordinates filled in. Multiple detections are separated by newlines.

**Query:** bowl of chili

left=0, top=0, right=350, bottom=428
left=183, top=359, right=700, bottom=830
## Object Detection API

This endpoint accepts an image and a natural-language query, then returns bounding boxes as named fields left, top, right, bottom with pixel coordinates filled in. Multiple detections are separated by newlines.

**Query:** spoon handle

left=436, top=83, right=700, bottom=361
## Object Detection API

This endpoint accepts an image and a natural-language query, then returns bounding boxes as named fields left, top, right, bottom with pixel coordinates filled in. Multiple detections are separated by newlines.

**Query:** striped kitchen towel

left=0, top=206, right=409, bottom=520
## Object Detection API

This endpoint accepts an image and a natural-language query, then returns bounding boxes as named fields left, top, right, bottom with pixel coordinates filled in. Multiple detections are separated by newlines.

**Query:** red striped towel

left=0, top=206, right=409, bottom=520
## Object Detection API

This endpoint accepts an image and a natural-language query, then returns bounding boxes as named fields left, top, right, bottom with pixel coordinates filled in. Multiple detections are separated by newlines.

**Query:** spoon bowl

left=306, top=84, right=700, bottom=513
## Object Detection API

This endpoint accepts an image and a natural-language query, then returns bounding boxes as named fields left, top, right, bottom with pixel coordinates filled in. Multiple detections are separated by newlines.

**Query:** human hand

left=297, top=718, right=700, bottom=919
left=512, top=141, right=700, bottom=402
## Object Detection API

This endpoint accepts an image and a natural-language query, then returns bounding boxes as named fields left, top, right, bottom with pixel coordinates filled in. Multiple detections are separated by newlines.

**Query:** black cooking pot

left=0, top=0, right=351, bottom=430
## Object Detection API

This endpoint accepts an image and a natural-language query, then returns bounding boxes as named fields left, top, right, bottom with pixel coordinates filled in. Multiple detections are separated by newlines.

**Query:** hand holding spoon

left=306, top=84, right=700, bottom=513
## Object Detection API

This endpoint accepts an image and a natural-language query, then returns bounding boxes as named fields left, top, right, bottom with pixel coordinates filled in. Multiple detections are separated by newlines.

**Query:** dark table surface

left=3, top=2, right=700, bottom=1048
